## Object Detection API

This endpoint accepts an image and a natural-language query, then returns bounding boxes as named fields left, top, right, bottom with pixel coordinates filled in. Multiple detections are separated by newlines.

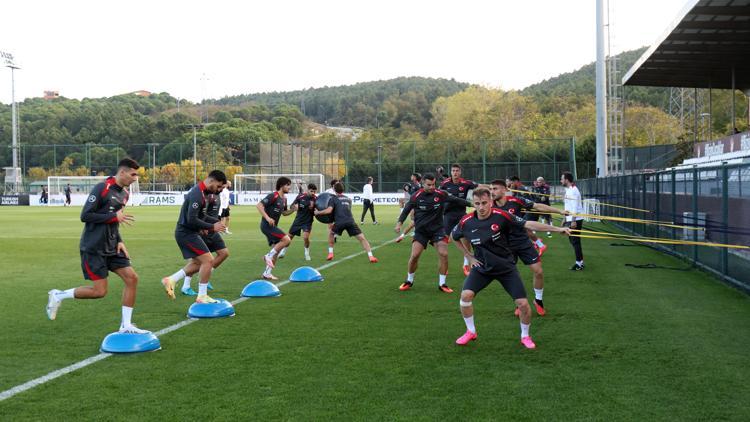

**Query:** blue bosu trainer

left=241, top=280, right=281, bottom=297
left=100, top=331, right=161, bottom=353
left=187, top=298, right=235, bottom=318
left=290, top=266, right=324, bottom=282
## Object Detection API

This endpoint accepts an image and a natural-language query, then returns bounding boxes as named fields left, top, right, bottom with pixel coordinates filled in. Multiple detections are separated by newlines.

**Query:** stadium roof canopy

left=622, top=0, right=750, bottom=91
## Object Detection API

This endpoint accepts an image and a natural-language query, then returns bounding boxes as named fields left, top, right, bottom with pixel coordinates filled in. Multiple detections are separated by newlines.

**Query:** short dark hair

left=509, top=176, right=521, bottom=182
left=490, top=179, right=507, bottom=187
left=411, top=172, right=422, bottom=181
left=334, top=182, right=344, bottom=194
left=423, top=173, right=436, bottom=182
left=473, top=187, right=491, bottom=198
left=207, top=170, right=227, bottom=183
left=451, top=164, right=462, bottom=170
left=330, top=179, right=339, bottom=187
left=118, top=158, right=140, bottom=170
left=367, top=177, right=373, bottom=183
left=276, top=176, right=292, bottom=191
left=307, top=183, right=318, bottom=191
left=562, top=171, right=574, bottom=183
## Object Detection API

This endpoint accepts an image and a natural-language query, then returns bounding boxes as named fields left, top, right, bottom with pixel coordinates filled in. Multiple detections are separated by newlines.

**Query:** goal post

left=233, top=173, right=325, bottom=206
left=46, top=176, right=140, bottom=206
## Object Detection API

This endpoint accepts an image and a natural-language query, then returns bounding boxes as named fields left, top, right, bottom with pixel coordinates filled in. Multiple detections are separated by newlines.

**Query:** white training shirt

left=362, top=183, right=373, bottom=200
left=219, top=188, right=230, bottom=211
left=564, top=185, right=584, bottom=222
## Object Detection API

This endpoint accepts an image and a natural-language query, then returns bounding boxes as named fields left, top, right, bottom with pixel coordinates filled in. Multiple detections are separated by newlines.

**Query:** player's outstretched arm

left=525, top=220, right=570, bottom=236
left=532, top=203, right=569, bottom=216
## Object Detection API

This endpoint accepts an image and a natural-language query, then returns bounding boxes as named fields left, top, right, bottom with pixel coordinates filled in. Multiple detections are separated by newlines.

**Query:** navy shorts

left=512, top=240, right=540, bottom=266
left=443, top=211, right=464, bottom=234
left=462, top=266, right=527, bottom=300
left=332, top=221, right=362, bottom=237
left=413, top=228, right=448, bottom=248
left=261, top=220, right=287, bottom=246
left=202, top=232, right=226, bottom=253
left=289, top=222, right=313, bottom=237
left=175, top=229, right=210, bottom=259
left=80, top=251, right=130, bottom=281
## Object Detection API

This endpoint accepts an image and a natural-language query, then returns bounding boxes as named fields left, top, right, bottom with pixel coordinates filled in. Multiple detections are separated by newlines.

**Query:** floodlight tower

left=2, top=50, right=21, bottom=193
left=595, top=0, right=608, bottom=177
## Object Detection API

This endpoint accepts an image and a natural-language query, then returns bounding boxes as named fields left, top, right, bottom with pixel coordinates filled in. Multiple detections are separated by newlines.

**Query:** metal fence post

left=641, top=173, right=647, bottom=237
left=412, top=140, right=416, bottom=174
left=671, top=169, right=677, bottom=242
left=344, top=140, right=349, bottom=191
left=570, top=137, right=578, bottom=181
left=721, top=163, right=729, bottom=276
left=655, top=172, right=661, bottom=237
left=692, top=165, right=699, bottom=263
left=481, top=140, right=487, bottom=182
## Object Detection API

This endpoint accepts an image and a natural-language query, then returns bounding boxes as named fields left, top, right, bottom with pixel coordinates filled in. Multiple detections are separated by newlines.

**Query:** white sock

left=198, top=282, right=208, bottom=296
left=263, top=266, right=272, bottom=276
left=121, top=306, right=133, bottom=327
left=464, top=316, right=476, bottom=333
left=182, top=276, right=192, bottom=290
left=521, top=322, right=530, bottom=338
left=463, top=257, right=469, bottom=266
left=170, top=269, right=186, bottom=281
left=56, top=288, right=76, bottom=300
left=328, top=247, right=334, bottom=254
left=304, top=247, right=310, bottom=255
left=279, top=247, right=287, bottom=256
left=407, top=272, right=415, bottom=282
left=535, top=239, right=545, bottom=248
left=367, top=251, right=373, bottom=257
left=267, top=248, right=277, bottom=258
left=439, top=274, right=447, bottom=286
left=534, top=288, right=543, bottom=301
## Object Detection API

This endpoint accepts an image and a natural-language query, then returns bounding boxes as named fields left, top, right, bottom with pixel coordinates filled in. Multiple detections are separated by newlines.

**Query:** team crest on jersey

left=88, top=195, right=96, bottom=202
left=508, top=208, right=515, bottom=214
left=434, top=196, right=439, bottom=202
left=459, top=186, right=464, bottom=191
left=491, top=223, right=500, bottom=232
left=192, top=203, right=199, bottom=209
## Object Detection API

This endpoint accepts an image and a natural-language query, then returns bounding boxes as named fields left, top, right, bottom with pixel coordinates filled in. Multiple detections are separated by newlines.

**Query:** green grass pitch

left=0, top=205, right=749, bottom=420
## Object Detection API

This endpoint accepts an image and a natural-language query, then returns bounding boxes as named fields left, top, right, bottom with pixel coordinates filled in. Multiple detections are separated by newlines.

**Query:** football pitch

left=1, top=205, right=749, bottom=420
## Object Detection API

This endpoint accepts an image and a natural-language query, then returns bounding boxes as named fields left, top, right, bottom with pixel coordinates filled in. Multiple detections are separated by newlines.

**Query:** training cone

left=241, top=280, right=281, bottom=298
left=100, top=332, right=161, bottom=353
left=187, top=298, right=235, bottom=318
left=290, top=266, right=324, bottom=282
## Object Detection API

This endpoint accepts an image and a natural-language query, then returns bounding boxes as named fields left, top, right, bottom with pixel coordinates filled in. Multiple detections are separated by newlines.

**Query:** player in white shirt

left=561, top=171, right=585, bottom=270
left=359, top=177, right=377, bottom=224
left=219, top=181, right=232, bottom=234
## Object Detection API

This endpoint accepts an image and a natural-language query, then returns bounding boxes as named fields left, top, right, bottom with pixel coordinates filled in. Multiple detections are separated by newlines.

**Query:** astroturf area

left=0, top=205, right=748, bottom=420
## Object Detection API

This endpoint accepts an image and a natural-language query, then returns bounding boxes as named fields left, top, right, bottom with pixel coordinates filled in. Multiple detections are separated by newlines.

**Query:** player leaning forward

left=452, top=187, right=570, bottom=349
left=46, top=158, right=150, bottom=334
left=162, top=171, right=228, bottom=303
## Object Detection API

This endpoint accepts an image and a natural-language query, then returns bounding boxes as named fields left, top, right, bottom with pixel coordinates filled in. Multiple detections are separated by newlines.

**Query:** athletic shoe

left=396, top=234, right=405, bottom=243
left=438, top=285, right=453, bottom=293
left=399, top=281, right=413, bottom=291
left=207, top=282, right=214, bottom=290
left=225, top=230, right=232, bottom=235
left=262, top=273, right=279, bottom=281
left=521, top=336, right=536, bottom=349
left=534, top=299, right=546, bottom=316
left=305, top=254, right=311, bottom=261
left=373, top=221, right=378, bottom=225
left=537, top=244, right=548, bottom=257
left=181, top=287, right=198, bottom=296
left=580, top=262, right=586, bottom=269
left=195, top=294, right=218, bottom=304
left=119, top=324, right=151, bottom=334
left=463, top=265, right=471, bottom=276
left=46, top=289, right=62, bottom=320
left=264, top=254, right=275, bottom=269
left=360, top=221, right=365, bottom=225
left=455, top=330, right=477, bottom=345
left=326, top=252, right=334, bottom=261
left=514, top=307, right=520, bottom=317
left=570, top=263, right=583, bottom=271
left=161, top=277, right=176, bottom=300
left=369, top=256, right=378, bottom=263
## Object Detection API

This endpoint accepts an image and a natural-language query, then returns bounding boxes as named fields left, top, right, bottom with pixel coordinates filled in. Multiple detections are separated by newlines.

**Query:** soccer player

left=533, top=177, right=553, bottom=237
left=490, top=179, right=569, bottom=315
left=258, top=177, right=296, bottom=280
left=561, top=171, right=585, bottom=270
left=509, top=176, right=547, bottom=253
left=325, top=179, right=339, bottom=259
left=395, top=173, right=471, bottom=293
left=285, top=183, right=317, bottom=261
left=315, top=182, right=378, bottom=263
left=452, top=187, right=571, bottom=349
left=438, top=164, right=478, bottom=276
left=167, top=181, right=230, bottom=296
left=360, top=176, right=377, bottom=224
left=64, top=183, right=72, bottom=206
left=396, top=173, right=421, bottom=243
left=46, top=158, right=149, bottom=334
left=162, top=170, right=227, bottom=303
left=219, top=180, right=232, bottom=235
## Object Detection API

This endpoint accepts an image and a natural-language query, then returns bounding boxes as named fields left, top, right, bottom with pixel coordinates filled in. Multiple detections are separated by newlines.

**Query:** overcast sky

left=0, top=0, right=689, bottom=104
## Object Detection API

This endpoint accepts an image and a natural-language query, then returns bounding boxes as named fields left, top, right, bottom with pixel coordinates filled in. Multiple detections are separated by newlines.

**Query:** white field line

left=0, top=238, right=396, bottom=403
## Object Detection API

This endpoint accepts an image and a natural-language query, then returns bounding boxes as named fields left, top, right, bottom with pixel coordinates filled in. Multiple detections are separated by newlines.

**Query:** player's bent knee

left=460, top=290, right=475, bottom=301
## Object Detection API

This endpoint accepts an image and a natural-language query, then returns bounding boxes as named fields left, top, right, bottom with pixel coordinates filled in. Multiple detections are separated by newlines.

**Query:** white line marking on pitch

left=0, top=238, right=396, bottom=402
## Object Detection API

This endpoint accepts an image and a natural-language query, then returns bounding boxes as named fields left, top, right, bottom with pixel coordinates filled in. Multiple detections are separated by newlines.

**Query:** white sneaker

left=225, top=230, right=232, bottom=235
left=118, top=324, right=151, bottom=334
left=305, top=254, right=311, bottom=261
left=46, top=289, right=62, bottom=320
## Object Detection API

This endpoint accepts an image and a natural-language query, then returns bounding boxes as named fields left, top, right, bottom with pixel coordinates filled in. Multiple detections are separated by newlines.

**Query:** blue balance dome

left=187, top=298, right=235, bottom=318
left=100, top=331, right=161, bottom=353
left=241, top=280, right=281, bottom=297
left=290, top=266, right=324, bottom=282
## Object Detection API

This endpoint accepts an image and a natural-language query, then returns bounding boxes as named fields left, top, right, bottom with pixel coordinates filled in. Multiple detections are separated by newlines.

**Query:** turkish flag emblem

left=491, top=224, right=500, bottom=232
left=434, top=197, right=439, bottom=202
left=459, top=186, right=465, bottom=191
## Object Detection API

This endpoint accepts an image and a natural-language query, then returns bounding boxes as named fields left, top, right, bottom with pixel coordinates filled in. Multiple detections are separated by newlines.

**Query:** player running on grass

left=162, top=171, right=227, bottom=303
left=451, top=187, right=570, bottom=349
left=164, top=180, right=230, bottom=296
left=279, top=183, right=317, bottom=261
left=258, top=177, right=296, bottom=281
left=396, top=172, right=421, bottom=243
left=490, top=179, right=569, bottom=316
left=315, top=182, right=378, bottom=263
left=46, top=158, right=150, bottom=334
left=395, top=173, right=471, bottom=293
left=438, top=164, right=478, bottom=276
